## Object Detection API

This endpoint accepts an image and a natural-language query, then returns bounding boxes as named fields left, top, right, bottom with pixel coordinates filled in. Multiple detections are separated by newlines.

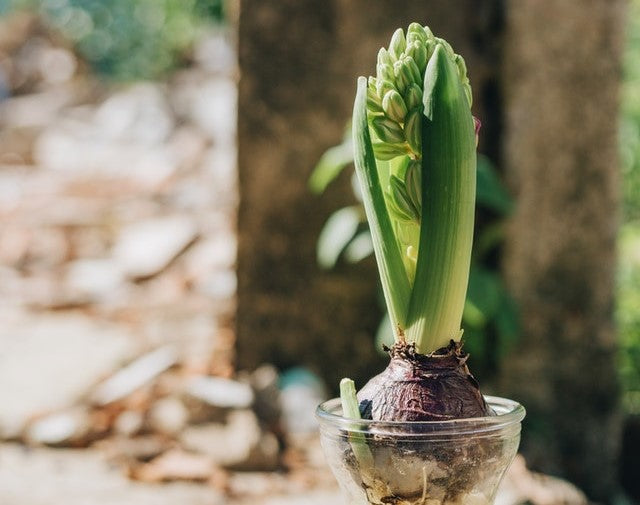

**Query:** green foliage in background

left=312, top=134, right=519, bottom=380
left=622, top=0, right=640, bottom=223
left=0, top=0, right=224, bottom=80
left=619, top=224, right=640, bottom=414
left=620, top=0, right=640, bottom=413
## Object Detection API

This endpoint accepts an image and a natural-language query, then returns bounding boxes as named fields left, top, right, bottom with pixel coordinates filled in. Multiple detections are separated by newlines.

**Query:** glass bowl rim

left=315, top=395, right=525, bottom=437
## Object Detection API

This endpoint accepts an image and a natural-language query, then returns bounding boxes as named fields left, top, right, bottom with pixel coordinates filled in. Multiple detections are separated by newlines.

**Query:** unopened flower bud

left=393, top=60, right=411, bottom=94
left=407, top=23, right=427, bottom=45
left=403, top=56, right=422, bottom=86
left=382, top=89, right=408, bottom=123
left=367, top=89, right=383, bottom=113
left=424, top=39, right=436, bottom=60
left=377, top=47, right=393, bottom=68
left=386, top=196, right=413, bottom=222
left=376, top=78, right=396, bottom=99
left=373, top=141, right=409, bottom=161
left=377, top=63, right=394, bottom=82
left=404, top=83, right=423, bottom=111
left=435, top=38, right=455, bottom=58
left=390, top=174, right=419, bottom=222
left=370, top=116, right=405, bottom=144
left=404, top=159, right=422, bottom=211
left=423, top=25, right=434, bottom=39
left=454, top=54, right=468, bottom=81
left=404, top=108, right=422, bottom=154
left=407, top=41, right=428, bottom=73
left=389, top=28, right=406, bottom=60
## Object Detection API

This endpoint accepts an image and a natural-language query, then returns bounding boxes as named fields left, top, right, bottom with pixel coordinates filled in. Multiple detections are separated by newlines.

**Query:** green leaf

left=344, top=230, right=374, bottom=263
left=463, top=269, right=520, bottom=362
left=465, top=266, right=503, bottom=323
left=463, top=300, right=487, bottom=328
left=476, top=155, right=513, bottom=214
left=474, top=222, right=506, bottom=260
left=353, top=77, right=411, bottom=337
left=406, top=44, right=477, bottom=352
left=316, top=206, right=361, bottom=269
left=309, top=138, right=353, bottom=194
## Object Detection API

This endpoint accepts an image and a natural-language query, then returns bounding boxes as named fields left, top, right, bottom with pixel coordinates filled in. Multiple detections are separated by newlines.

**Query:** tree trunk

left=500, top=0, right=625, bottom=500
left=236, top=0, right=502, bottom=390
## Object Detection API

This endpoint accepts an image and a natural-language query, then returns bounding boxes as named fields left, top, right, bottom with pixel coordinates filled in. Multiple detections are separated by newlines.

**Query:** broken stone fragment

left=0, top=311, right=134, bottom=439
left=24, top=407, right=91, bottom=446
left=113, top=410, right=144, bottom=437
left=180, top=409, right=279, bottom=471
left=147, top=397, right=189, bottom=436
left=184, top=375, right=254, bottom=410
left=64, top=258, right=126, bottom=304
left=90, top=346, right=179, bottom=406
left=97, top=434, right=168, bottom=464
left=112, top=216, right=198, bottom=280
left=130, top=449, right=216, bottom=483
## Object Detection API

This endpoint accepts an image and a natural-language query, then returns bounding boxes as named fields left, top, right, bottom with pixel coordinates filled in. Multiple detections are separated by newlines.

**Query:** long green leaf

left=406, top=45, right=477, bottom=352
left=352, top=77, right=411, bottom=336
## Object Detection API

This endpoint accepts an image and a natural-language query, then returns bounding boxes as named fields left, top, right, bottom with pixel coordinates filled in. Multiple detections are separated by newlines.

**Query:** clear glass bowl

left=316, top=396, right=525, bottom=505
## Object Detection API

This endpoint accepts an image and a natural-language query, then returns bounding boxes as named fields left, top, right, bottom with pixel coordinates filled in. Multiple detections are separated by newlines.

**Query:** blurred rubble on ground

left=0, top=12, right=590, bottom=505
left=0, top=11, right=348, bottom=505
left=0, top=10, right=290, bottom=503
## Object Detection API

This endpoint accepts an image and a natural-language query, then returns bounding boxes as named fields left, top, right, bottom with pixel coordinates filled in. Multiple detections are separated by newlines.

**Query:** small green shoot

left=340, top=378, right=374, bottom=469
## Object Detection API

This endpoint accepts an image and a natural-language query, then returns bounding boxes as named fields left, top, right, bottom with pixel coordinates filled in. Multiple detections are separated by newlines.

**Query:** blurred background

left=0, top=0, right=638, bottom=504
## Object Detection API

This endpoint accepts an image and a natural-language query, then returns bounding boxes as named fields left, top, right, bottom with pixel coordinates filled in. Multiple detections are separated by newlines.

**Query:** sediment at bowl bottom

left=339, top=432, right=515, bottom=505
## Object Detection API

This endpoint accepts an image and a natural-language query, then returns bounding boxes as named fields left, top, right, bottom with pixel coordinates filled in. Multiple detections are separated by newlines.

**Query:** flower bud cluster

left=366, top=24, right=472, bottom=223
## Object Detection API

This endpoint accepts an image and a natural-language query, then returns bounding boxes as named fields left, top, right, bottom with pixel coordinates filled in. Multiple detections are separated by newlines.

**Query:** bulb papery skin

left=357, top=341, right=491, bottom=421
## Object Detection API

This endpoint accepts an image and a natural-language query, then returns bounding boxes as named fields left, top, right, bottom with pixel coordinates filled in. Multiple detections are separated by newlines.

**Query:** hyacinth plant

left=340, top=24, right=491, bottom=425
left=319, top=26, right=526, bottom=505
